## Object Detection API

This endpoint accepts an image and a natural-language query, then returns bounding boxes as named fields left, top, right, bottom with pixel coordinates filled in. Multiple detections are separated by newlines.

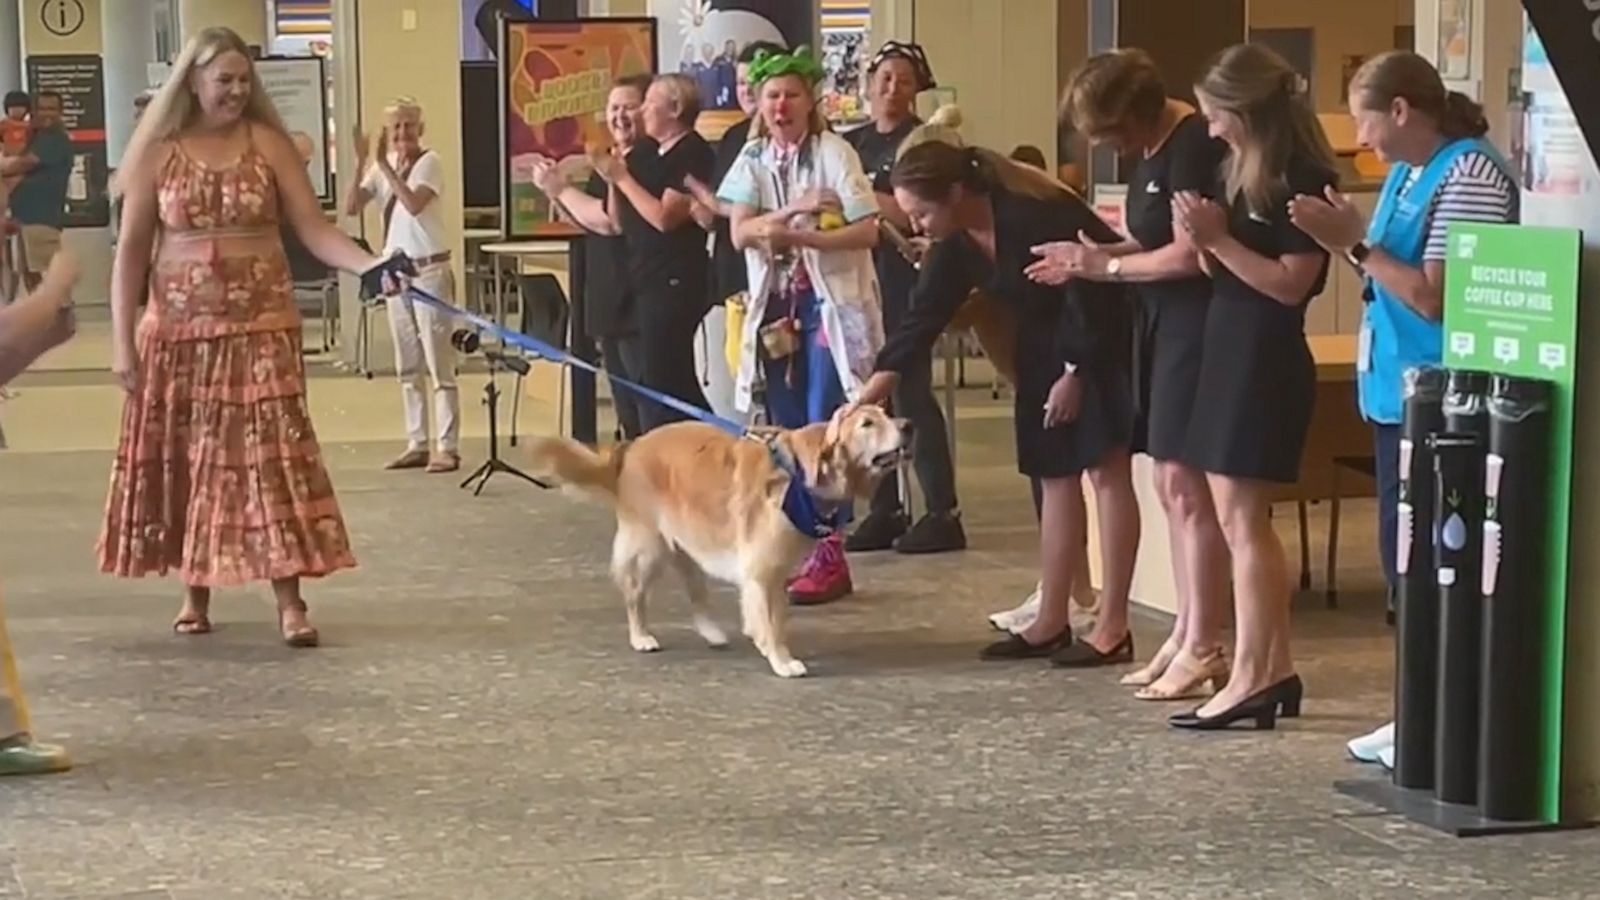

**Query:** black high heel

left=1168, top=674, right=1303, bottom=731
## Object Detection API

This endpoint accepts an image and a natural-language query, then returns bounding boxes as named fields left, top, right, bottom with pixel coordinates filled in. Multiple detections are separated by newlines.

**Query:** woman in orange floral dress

left=99, top=27, right=390, bottom=647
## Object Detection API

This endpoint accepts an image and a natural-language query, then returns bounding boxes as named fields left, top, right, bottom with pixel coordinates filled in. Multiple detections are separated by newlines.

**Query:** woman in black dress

left=1029, top=49, right=1232, bottom=701
left=1167, top=44, right=1337, bottom=729
left=855, top=142, right=1140, bottom=665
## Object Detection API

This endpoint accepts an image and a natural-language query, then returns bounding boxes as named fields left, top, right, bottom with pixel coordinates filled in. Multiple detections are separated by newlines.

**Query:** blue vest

left=1358, top=137, right=1511, bottom=424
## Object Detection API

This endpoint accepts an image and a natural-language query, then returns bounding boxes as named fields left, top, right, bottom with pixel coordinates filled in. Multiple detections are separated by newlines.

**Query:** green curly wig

left=747, top=46, right=826, bottom=88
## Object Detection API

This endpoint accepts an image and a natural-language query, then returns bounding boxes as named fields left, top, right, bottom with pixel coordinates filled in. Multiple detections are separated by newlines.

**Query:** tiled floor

left=1, top=368, right=1596, bottom=899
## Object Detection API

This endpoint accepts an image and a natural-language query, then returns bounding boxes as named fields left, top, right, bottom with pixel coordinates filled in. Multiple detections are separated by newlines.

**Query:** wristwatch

left=1105, top=256, right=1124, bottom=280
left=1346, top=240, right=1372, bottom=271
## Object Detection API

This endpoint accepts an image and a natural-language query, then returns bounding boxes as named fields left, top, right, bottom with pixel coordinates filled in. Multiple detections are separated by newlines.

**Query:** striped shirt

left=1401, top=150, right=1519, bottom=260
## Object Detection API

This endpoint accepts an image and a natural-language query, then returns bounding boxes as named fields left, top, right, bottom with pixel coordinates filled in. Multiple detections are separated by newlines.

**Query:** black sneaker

left=893, top=512, right=967, bottom=555
left=845, top=511, right=910, bottom=552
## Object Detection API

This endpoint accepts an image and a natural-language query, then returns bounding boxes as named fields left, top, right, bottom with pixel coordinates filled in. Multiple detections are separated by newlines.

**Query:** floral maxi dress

left=97, top=136, right=356, bottom=587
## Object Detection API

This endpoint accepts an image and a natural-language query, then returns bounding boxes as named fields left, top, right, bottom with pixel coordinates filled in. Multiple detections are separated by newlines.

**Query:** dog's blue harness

left=761, top=435, right=847, bottom=540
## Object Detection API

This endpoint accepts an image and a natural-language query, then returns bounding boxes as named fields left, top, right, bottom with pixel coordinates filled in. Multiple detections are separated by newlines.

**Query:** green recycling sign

left=1445, top=220, right=1583, bottom=822
left=1444, top=223, right=1580, bottom=378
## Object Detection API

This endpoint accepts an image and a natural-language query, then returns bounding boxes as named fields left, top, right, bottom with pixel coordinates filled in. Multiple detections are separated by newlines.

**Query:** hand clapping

left=1286, top=184, right=1364, bottom=253
left=1171, top=191, right=1227, bottom=249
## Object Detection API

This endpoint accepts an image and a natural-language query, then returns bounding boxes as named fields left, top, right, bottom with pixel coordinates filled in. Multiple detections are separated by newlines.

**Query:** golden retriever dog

left=526, top=406, right=910, bottom=678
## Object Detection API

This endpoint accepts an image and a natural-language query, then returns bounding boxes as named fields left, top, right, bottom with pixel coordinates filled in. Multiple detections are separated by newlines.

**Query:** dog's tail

left=525, top=437, right=627, bottom=501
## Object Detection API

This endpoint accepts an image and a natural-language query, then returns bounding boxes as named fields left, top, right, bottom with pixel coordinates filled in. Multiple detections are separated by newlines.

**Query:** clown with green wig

left=716, top=46, right=885, bottom=605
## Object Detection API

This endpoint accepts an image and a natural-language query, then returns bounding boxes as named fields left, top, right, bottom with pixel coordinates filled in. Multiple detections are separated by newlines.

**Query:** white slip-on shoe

left=1347, top=721, right=1396, bottom=764
left=1377, top=742, right=1395, bottom=771
left=988, top=585, right=1041, bottom=632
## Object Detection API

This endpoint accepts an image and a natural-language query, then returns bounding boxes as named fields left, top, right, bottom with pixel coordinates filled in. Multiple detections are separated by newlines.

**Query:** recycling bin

left=1393, top=366, right=1446, bottom=790
left=1431, top=425, right=1486, bottom=807
left=1478, top=375, right=1554, bottom=822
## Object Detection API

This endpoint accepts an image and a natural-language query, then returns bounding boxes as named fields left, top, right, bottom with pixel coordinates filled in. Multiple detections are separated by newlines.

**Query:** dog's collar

left=758, top=435, right=847, bottom=540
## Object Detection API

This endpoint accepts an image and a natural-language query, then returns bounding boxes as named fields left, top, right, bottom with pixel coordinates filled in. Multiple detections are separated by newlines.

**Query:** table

left=478, top=240, right=573, bottom=334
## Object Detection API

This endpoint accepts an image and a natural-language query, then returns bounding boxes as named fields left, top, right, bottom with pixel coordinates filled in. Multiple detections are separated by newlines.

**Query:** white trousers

left=387, top=266, right=461, bottom=454
left=694, top=303, right=752, bottom=427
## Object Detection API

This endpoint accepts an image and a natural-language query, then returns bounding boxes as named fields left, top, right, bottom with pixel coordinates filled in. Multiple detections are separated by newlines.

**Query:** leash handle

left=404, top=286, right=747, bottom=438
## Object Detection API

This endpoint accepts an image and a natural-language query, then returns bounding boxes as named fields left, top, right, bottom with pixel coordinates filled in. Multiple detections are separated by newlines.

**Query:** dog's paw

left=769, top=657, right=809, bottom=678
left=694, top=616, right=729, bottom=648
left=630, top=633, right=662, bottom=653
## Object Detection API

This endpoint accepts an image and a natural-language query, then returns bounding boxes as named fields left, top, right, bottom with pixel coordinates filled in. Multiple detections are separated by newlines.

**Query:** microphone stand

left=452, top=330, right=550, bottom=495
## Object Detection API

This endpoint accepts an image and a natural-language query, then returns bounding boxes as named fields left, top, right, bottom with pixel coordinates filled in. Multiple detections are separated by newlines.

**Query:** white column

left=0, top=1, right=20, bottom=94
left=103, top=0, right=160, bottom=168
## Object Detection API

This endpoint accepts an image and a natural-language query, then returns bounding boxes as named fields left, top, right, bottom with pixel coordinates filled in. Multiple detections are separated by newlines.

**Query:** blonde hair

left=750, top=72, right=827, bottom=140
left=115, top=27, right=287, bottom=195
left=1196, top=43, right=1334, bottom=214
left=651, top=73, right=701, bottom=128
left=384, top=95, right=424, bottom=122
left=894, top=104, right=963, bottom=160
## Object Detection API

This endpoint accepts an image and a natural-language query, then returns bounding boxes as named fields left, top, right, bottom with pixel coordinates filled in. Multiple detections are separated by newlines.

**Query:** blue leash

left=404, top=285, right=843, bottom=539
left=405, top=285, right=747, bottom=437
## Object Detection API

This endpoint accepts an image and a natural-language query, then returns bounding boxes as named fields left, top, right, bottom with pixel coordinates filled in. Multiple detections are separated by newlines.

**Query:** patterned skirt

left=97, top=318, right=356, bottom=587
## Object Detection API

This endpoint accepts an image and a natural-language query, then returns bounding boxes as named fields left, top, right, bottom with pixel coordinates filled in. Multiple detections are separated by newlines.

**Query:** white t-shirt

left=362, top=149, right=448, bottom=258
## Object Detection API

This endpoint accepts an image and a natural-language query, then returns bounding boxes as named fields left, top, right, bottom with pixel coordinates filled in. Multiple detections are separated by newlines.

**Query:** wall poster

left=256, top=57, right=332, bottom=206
left=651, top=0, right=814, bottom=137
left=502, top=18, right=656, bottom=239
left=24, top=54, right=108, bottom=229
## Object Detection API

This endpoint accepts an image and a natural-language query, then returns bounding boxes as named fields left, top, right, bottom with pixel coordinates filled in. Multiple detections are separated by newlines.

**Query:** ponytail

left=1351, top=51, right=1490, bottom=141
left=1440, top=90, right=1490, bottom=139
left=891, top=139, right=1080, bottom=206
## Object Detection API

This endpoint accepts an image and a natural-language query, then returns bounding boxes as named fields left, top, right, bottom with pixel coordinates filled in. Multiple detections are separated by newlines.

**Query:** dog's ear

left=822, top=405, right=849, bottom=451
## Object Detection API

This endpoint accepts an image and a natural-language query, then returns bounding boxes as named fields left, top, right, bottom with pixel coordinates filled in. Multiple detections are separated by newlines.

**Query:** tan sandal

left=1134, top=648, right=1230, bottom=701
left=1119, top=637, right=1180, bottom=687
left=384, top=448, right=429, bottom=470
left=172, top=614, right=212, bottom=635
left=278, top=603, right=320, bottom=648
left=426, top=452, right=460, bottom=473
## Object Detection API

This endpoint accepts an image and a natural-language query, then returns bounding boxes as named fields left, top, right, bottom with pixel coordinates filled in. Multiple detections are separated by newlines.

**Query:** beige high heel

left=1134, top=648, right=1230, bottom=701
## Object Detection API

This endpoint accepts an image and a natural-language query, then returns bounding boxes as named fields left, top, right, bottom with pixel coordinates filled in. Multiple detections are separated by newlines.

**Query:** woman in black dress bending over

left=1167, top=44, right=1337, bottom=730
left=855, top=143, right=1140, bottom=665
left=1031, top=49, right=1232, bottom=701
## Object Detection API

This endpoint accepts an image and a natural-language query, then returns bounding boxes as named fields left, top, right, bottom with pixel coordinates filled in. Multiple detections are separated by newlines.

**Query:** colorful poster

left=820, top=0, right=869, bottom=127
left=502, top=18, right=656, bottom=239
left=652, top=0, right=814, bottom=136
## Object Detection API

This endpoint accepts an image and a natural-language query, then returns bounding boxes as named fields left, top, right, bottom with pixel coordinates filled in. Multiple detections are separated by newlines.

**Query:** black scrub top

left=876, top=185, right=1136, bottom=478
left=579, top=171, right=635, bottom=339
left=710, top=117, right=752, bottom=304
left=845, top=118, right=921, bottom=326
left=618, top=131, right=716, bottom=289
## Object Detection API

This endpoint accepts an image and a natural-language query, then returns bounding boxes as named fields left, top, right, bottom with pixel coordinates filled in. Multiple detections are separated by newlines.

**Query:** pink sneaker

left=789, top=535, right=854, bottom=605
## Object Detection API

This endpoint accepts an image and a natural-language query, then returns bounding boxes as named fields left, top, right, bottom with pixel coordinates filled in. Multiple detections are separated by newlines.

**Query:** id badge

left=1357, top=320, right=1373, bottom=374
